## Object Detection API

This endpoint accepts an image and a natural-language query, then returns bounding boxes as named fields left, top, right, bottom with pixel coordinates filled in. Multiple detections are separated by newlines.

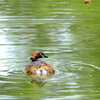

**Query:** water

left=0, top=0, right=100, bottom=100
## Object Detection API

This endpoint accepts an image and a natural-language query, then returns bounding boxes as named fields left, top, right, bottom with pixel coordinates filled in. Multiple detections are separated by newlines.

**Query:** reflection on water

left=0, top=0, right=100, bottom=100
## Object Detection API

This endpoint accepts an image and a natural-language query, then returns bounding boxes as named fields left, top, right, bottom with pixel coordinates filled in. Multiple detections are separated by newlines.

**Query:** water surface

left=0, top=0, right=100, bottom=100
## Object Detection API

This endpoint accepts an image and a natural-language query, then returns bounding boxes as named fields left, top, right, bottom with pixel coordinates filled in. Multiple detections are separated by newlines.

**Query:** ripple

left=0, top=95, right=18, bottom=100
left=67, top=61, right=100, bottom=71
left=0, top=0, right=100, bottom=99
left=44, top=95, right=85, bottom=100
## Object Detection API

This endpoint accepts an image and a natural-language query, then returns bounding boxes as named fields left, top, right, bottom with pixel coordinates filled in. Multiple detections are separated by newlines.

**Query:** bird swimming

left=25, top=51, right=55, bottom=78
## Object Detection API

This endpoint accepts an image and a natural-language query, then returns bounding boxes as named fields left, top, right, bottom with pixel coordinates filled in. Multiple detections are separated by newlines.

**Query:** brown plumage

left=25, top=51, right=55, bottom=77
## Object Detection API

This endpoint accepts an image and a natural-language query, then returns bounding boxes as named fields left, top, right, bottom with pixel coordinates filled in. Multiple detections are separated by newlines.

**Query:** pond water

left=0, top=0, right=100, bottom=100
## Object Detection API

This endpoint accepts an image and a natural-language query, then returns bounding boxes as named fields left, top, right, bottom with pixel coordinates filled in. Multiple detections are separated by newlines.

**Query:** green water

left=0, top=0, right=100, bottom=100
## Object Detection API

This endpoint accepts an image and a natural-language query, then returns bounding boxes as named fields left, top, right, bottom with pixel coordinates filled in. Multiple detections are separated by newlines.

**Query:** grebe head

left=30, top=51, right=48, bottom=61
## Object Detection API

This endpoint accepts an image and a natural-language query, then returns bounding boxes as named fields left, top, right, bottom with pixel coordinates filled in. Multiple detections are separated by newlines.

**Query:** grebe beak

left=40, top=52, right=48, bottom=58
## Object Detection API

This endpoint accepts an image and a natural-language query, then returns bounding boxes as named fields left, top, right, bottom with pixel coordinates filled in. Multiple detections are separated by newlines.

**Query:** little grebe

left=25, top=51, right=55, bottom=77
